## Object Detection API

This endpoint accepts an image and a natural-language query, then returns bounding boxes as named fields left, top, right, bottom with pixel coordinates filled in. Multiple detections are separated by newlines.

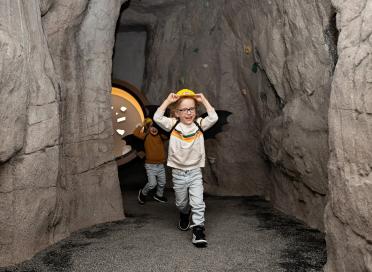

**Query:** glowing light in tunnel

left=117, top=117, right=126, bottom=123
left=116, top=129, right=125, bottom=136
left=111, top=85, right=145, bottom=162
left=112, top=87, right=144, bottom=121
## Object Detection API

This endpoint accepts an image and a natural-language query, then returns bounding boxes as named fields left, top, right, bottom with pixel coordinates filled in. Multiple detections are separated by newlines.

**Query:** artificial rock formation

left=1, top=0, right=371, bottom=270
left=0, top=0, right=125, bottom=266
left=120, top=0, right=334, bottom=230
left=325, top=0, right=372, bottom=270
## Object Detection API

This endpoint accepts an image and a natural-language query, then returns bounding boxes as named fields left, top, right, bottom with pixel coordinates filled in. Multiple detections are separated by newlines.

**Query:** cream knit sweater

left=153, top=109, right=218, bottom=170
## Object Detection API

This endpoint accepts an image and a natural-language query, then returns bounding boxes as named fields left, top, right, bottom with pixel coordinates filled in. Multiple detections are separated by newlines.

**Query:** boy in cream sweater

left=153, top=89, right=218, bottom=247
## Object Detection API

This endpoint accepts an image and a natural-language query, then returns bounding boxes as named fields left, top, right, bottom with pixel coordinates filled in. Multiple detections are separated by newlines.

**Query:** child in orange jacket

left=133, top=118, right=168, bottom=204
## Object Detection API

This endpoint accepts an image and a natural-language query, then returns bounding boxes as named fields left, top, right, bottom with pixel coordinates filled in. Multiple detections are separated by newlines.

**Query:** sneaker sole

left=153, top=196, right=167, bottom=203
left=177, top=223, right=190, bottom=231
left=137, top=190, right=145, bottom=205
left=192, top=238, right=208, bottom=248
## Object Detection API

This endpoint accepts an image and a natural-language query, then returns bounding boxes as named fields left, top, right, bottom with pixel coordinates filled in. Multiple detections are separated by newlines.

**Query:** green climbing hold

left=193, top=48, right=199, bottom=53
left=252, top=62, right=258, bottom=73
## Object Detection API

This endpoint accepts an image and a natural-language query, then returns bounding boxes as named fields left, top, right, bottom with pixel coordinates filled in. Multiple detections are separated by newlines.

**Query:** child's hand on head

left=166, top=93, right=180, bottom=104
left=195, top=93, right=206, bottom=103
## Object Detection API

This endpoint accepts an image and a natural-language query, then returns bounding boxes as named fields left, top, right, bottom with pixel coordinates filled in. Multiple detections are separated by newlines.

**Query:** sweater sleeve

left=199, top=108, right=218, bottom=131
left=133, top=126, right=146, bottom=140
left=153, top=109, right=177, bottom=132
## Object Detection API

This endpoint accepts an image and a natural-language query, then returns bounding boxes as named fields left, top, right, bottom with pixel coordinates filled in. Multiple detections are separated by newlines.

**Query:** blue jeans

left=142, top=163, right=166, bottom=197
left=172, top=168, right=205, bottom=227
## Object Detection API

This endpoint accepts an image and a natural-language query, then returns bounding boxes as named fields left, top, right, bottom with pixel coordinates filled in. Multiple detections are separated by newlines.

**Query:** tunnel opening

left=111, top=80, right=146, bottom=163
left=111, top=4, right=153, bottom=192
left=107, top=1, right=331, bottom=268
left=110, top=80, right=150, bottom=191
left=112, top=24, right=148, bottom=88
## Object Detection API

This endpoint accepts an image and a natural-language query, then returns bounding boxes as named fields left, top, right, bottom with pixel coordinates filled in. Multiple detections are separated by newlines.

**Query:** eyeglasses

left=177, top=107, right=196, bottom=114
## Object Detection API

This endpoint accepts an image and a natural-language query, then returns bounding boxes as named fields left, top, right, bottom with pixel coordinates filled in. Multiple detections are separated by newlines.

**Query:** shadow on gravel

left=239, top=197, right=327, bottom=272
left=0, top=214, right=149, bottom=272
left=1, top=196, right=326, bottom=272
left=42, top=241, right=92, bottom=271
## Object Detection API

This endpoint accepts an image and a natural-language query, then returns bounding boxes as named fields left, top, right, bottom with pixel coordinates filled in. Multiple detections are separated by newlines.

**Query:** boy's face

left=175, top=97, right=196, bottom=125
left=149, top=126, right=158, bottom=135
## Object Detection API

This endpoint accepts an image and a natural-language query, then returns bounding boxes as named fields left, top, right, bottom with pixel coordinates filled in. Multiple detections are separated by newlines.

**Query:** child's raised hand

left=195, top=93, right=206, bottom=103
left=166, top=93, right=180, bottom=104
left=195, top=93, right=214, bottom=112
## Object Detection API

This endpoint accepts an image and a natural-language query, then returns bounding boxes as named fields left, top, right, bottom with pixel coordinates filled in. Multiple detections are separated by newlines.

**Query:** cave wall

left=120, top=0, right=334, bottom=230
left=241, top=0, right=335, bottom=230
left=0, top=0, right=125, bottom=266
left=325, top=0, right=372, bottom=270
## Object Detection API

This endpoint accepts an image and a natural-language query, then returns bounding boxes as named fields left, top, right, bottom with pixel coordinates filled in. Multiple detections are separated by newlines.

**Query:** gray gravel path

left=1, top=190, right=326, bottom=272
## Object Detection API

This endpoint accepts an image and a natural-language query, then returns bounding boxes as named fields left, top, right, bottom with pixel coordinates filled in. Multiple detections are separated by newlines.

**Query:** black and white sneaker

left=153, top=194, right=168, bottom=203
left=137, top=189, right=146, bottom=205
left=177, top=212, right=190, bottom=231
left=192, top=226, right=207, bottom=247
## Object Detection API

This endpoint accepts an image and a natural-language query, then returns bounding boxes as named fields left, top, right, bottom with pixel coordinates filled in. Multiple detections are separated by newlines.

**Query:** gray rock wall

left=325, top=0, right=372, bottom=270
left=0, top=0, right=124, bottom=266
left=242, top=0, right=335, bottom=230
left=120, top=0, right=334, bottom=229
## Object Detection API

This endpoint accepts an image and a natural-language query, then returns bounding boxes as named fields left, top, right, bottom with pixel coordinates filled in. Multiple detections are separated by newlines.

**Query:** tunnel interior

left=111, top=0, right=332, bottom=230
left=112, top=25, right=147, bottom=88
left=2, top=0, right=371, bottom=270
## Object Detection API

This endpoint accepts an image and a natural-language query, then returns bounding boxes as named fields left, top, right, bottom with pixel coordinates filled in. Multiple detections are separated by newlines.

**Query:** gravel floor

left=0, top=190, right=326, bottom=272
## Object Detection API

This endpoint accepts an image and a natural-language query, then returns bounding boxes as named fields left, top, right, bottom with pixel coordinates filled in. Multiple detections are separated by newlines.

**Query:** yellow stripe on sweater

left=171, top=130, right=202, bottom=142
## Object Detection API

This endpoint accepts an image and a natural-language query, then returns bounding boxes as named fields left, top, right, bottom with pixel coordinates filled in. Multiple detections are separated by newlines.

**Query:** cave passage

left=106, top=7, right=327, bottom=270
left=2, top=0, right=370, bottom=270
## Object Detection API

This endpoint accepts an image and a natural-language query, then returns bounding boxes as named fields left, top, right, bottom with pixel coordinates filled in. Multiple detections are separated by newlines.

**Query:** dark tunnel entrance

left=111, top=6, right=152, bottom=190
left=110, top=80, right=150, bottom=191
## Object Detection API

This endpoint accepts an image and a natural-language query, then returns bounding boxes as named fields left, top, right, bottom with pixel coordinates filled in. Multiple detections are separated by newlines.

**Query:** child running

left=134, top=118, right=168, bottom=204
left=153, top=89, right=218, bottom=247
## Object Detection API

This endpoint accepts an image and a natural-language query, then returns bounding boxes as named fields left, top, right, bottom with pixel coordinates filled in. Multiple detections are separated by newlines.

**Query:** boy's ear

left=174, top=110, right=179, bottom=118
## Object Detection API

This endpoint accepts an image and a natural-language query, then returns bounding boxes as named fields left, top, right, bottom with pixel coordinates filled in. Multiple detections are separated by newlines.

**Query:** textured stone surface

left=1, top=0, right=370, bottom=270
left=0, top=6, right=28, bottom=163
left=234, top=0, right=334, bottom=230
left=0, top=0, right=125, bottom=266
left=325, top=0, right=372, bottom=271
left=120, top=0, right=334, bottom=229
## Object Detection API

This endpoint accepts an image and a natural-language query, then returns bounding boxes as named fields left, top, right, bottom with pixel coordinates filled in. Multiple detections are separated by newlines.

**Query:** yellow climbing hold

left=244, top=45, right=252, bottom=55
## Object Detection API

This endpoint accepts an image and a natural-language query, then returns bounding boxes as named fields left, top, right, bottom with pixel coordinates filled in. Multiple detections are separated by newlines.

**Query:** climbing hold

left=252, top=62, right=259, bottom=73
left=244, top=45, right=252, bottom=55
left=193, top=48, right=199, bottom=53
